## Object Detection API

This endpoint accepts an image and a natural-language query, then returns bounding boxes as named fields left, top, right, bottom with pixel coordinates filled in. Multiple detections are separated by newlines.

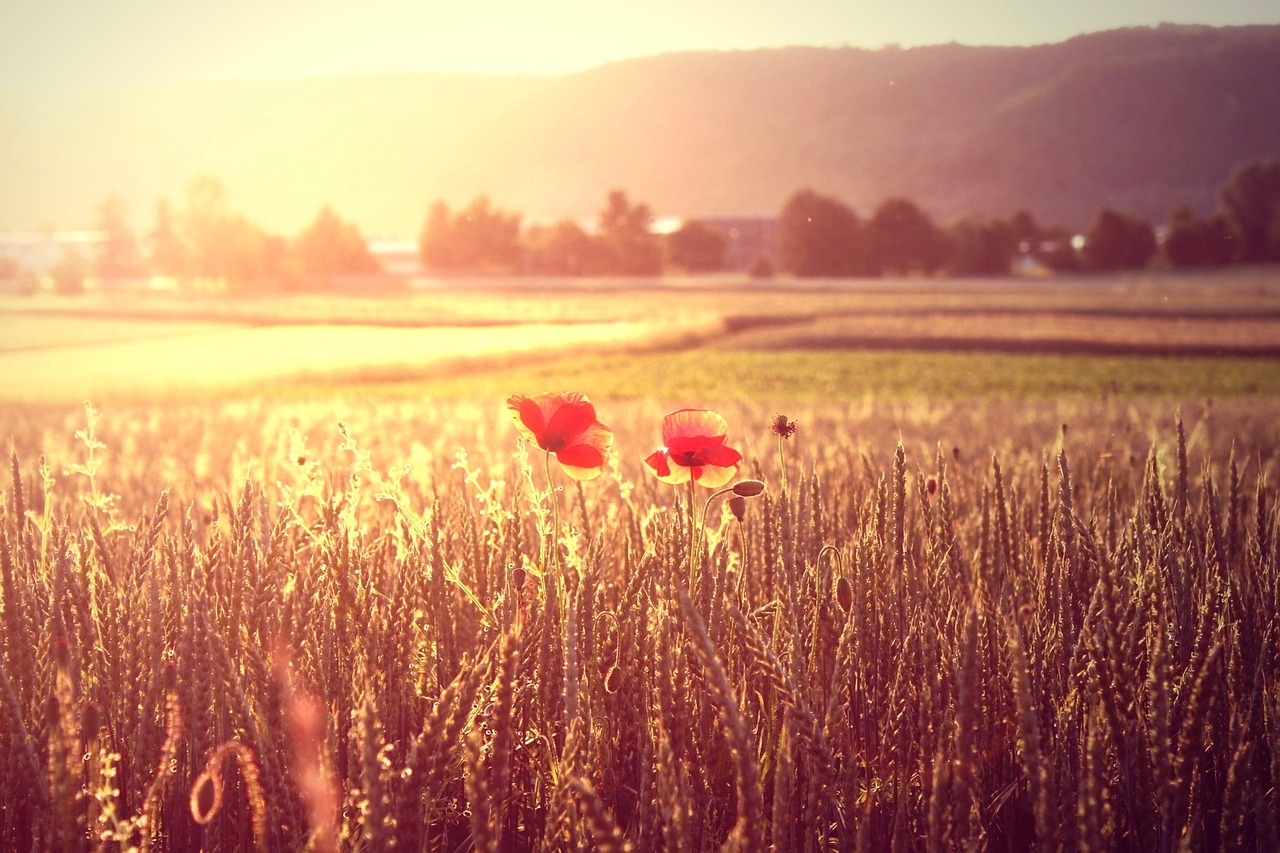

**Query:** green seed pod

left=836, top=576, right=853, bottom=613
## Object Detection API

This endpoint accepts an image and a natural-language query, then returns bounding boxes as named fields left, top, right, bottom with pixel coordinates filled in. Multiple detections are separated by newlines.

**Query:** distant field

left=385, top=349, right=1280, bottom=404
left=6, top=267, right=1280, bottom=328
left=720, top=311, right=1280, bottom=357
left=0, top=317, right=722, bottom=402
left=0, top=315, right=235, bottom=352
left=2, top=269, right=1279, bottom=403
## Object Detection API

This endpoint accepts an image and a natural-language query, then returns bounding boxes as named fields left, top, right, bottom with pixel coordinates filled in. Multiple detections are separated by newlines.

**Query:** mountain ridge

left=2, top=23, right=1278, bottom=235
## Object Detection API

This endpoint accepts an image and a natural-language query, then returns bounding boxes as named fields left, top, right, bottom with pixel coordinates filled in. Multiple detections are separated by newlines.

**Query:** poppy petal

left=507, top=392, right=590, bottom=450
left=662, top=409, right=729, bottom=444
left=570, top=422, right=613, bottom=456
left=666, top=434, right=727, bottom=458
left=645, top=448, right=691, bottom=484
left=542, top=400, right=598, bottom=449
left=695, top=444, right=743, bottom=467
left=644, top=449, right=670, bottom=477
left=693, top=462, right=739, bottom=489
left=506, top=395, right=541, bottom=446
left=555, top=445, right=607, bottom=480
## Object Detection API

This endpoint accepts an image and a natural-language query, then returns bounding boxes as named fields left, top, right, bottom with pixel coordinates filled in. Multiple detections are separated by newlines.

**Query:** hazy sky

left=1, top=0, right=1276, bottom=90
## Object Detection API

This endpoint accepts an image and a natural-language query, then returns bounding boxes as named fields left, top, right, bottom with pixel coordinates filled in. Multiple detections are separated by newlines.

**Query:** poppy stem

left=695, top=485, right=737, bottom=592
left=778, top=434, right=789, bottom=496
left=686, top=478, right=697, bottom=585
left=544, top=450, right=560, bottom=574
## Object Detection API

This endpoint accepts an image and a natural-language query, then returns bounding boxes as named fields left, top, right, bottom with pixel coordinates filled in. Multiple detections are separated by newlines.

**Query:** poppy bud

left=190, top=770, right=224, bottom=824
left=836, top=576, right=853, bottom=613
left=728, top=496, right=748, bottom=521
left=605, top=665, right=622, bottom=694
left=926, top=476, right=938, bottom=496
left=81, top=702, right=102, bottom=741
left=52, top=635, right=71, bottom=671
left=161, top=662, right=178, bottom=692
left=511, top=566, right=527, bottom=589
left=732, top=479, right=766, bottom=498
left=45, top=694, right=61, bottom=726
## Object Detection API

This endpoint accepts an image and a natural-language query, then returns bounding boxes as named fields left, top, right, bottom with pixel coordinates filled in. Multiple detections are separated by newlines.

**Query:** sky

left=1, top=0, right=1277, bottom=91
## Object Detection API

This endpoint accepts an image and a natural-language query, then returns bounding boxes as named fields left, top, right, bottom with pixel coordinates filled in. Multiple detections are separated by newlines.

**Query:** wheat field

left=1, top=391, right=1278, bottom=851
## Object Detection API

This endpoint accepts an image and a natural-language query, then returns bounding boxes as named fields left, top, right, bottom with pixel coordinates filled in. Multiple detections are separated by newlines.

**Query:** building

left=0, top=230, right=105, bottom=273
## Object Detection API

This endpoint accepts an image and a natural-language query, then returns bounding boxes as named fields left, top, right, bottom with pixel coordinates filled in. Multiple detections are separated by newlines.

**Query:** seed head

left=770, top=414, right=798, bottom=439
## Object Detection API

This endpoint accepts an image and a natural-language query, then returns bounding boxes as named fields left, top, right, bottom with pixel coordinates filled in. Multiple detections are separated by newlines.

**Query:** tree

left=1217, top=159, right=1280, bottom=263
left=524, top=220, right=596, bottom=275
left=419, top=201, right=454, bottom=270
left=182, top=175, right=230, bottom=277
left=1006, top=209, right=1041, bottom=252
left=747, top=254, right=774, bottom=279
left=419, top=196, right=521, bottom=273
left=866, top=197, right=946, bottom=275
left=455, top=196, right=521, bottom=273
left=51, top=248, right=88, bottom=295
left=943, top=216, right=1014, bottom=276
left=666, top=220, right=727, bottom=272
left=1162, top=206, right=1234, bottom=268
left=94, top=194, right=143, bottom=279
left=596, top=190, right=662, bottom=276
left=148, top=198, right=190, bottom=278
left=777, top=189, right=869, bottom=277
left=179, top=175, right=294, bottom=291
left=293, top=206, right=381, bottom=278
left=1082, top=207, right=1156, bottom=271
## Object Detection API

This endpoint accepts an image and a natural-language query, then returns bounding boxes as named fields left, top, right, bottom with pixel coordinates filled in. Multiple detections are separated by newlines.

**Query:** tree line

left=3, top=176, right=381, bottom=295
left=420, top=156, right=1280, bottom=279
left=6, top=157, right=1278, bottom=294
left=778, top=157, right=1280, bottom=277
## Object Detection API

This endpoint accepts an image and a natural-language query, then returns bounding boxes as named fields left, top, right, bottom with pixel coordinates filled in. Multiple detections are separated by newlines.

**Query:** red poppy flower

left=644, top=409, right=743, bottom=488
left=507, top=392, right=613, bottom=481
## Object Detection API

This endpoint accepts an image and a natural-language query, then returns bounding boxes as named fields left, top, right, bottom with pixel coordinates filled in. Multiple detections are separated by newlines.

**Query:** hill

left=2, top=23, right=1278, bottom=235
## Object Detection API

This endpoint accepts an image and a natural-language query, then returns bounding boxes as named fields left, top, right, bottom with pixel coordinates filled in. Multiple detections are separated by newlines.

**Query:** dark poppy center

left=670, top=449, right=703, bottom=467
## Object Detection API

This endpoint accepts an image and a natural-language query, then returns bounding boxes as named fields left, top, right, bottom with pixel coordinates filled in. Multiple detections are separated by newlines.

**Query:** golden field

left=2, top=270, right=1280, bottom=849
